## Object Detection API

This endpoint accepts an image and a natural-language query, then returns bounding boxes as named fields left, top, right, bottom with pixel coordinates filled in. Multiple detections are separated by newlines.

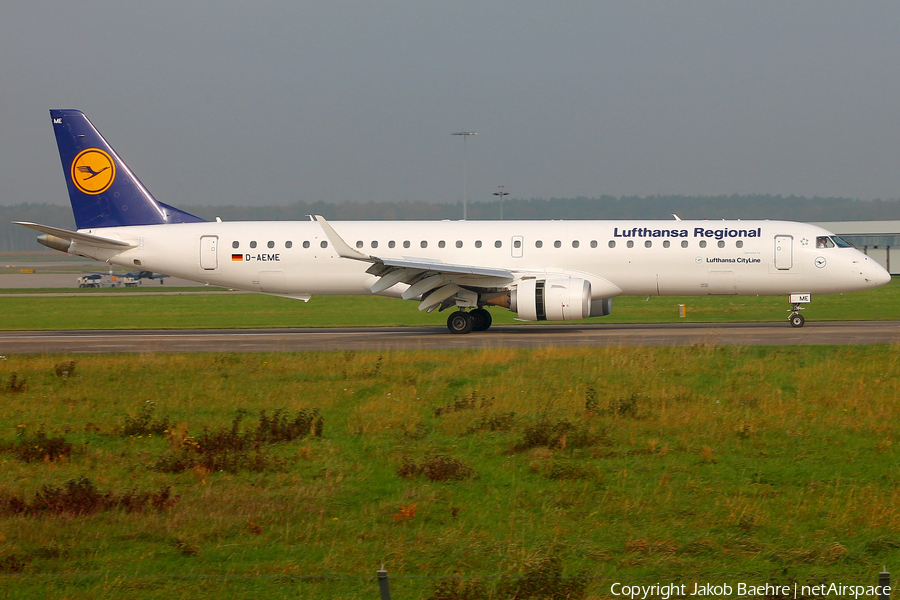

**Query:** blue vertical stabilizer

left=50, top=110, right=205, bottom=229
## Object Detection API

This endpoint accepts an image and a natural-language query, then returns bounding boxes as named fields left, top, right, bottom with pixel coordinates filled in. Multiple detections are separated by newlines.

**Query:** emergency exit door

left=511, top=235, right=524, bottom=258
left=200, top=236, right=218, bottom=270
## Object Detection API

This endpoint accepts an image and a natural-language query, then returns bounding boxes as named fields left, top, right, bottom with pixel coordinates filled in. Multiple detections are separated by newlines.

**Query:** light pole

left=451, top=131, right=476, bottom=220
left=493, top=186, right=510, bottom=220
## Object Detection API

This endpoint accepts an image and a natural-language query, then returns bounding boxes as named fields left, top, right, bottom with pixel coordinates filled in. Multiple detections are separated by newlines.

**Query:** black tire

left=470, top=308, right=493, bottom=331
left=790, top=314, right=805, bottom=328
left=447, top=311, right=474, bottom=334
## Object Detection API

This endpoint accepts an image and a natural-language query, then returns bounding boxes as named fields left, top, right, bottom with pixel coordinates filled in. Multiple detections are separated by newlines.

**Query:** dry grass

left=0, top=346, right=899, bottom=598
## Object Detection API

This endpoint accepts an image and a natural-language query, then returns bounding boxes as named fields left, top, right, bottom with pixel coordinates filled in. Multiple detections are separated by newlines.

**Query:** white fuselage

left=71, top=219, right=887, bottom=302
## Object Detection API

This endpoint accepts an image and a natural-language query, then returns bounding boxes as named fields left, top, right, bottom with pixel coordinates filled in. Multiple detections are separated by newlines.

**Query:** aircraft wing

left=14, top=222, right=136, bottom=249
left=315, top=215, right=514, bottom=311
left=373, top=257, right=512, bottom=279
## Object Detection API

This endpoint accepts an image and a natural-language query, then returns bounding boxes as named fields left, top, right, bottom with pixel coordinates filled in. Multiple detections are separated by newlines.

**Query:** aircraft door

left=200, top=235, right=218, bottom=270
left=708, top=270, right=737, bottom=294
left=774, top=235, right=793, bottom=270
left=259, top=270, right=287, bottom=294
left=511, top=236, right=524, bottom=258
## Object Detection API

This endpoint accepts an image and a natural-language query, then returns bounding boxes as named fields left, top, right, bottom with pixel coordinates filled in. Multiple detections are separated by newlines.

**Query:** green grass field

left=1, top=347, right=900, bottom=599
left=0, top=278, right=897, bottom=330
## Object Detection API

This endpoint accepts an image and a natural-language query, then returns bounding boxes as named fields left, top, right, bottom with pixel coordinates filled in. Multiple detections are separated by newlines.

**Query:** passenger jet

left=16, top=110, right=890, bottom=333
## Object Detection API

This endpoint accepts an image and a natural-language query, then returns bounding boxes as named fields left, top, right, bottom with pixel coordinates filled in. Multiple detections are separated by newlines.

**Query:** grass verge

left=0, top=279, right=896, bottom=330
left=0, top=347, right=899, bottom=598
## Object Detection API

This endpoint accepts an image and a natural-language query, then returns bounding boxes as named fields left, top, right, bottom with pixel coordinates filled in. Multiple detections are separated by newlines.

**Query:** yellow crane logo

left=71, top=148, right=116, bottom=195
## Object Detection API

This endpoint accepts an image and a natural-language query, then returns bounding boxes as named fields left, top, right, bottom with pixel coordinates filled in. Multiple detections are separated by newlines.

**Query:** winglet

left=314, top=216, right=372, bottom=261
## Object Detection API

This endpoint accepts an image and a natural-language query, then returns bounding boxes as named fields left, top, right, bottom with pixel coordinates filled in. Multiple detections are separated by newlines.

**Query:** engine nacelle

left=511, top=278, right=593, bottom=321
left=590, top=296, right=613, bottom=317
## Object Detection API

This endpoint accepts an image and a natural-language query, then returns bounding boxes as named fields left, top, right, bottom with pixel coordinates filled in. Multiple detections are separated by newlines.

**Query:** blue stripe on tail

left=50, top=110, right=205, bottom=229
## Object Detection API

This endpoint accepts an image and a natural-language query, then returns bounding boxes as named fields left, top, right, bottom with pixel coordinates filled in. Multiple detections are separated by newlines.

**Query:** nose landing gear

left=789, top=309, right=805, bottom=328
left=787, top=293, right=810, bottom=327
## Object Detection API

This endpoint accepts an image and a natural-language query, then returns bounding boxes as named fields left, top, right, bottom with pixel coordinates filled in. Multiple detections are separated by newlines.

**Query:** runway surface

left=0, top=321, right=898, bottom=354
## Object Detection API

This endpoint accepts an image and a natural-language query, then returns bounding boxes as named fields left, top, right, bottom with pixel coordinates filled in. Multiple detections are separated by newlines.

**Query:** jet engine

left=509, top=278, right=609, bottom=321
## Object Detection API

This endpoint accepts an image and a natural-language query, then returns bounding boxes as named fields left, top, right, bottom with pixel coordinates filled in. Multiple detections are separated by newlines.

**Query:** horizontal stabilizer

left=14, top=222, right=136, bottom=249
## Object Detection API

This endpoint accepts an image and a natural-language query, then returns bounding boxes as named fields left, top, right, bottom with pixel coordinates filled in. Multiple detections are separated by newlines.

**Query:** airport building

left=814, top=221, right=900, bottom=275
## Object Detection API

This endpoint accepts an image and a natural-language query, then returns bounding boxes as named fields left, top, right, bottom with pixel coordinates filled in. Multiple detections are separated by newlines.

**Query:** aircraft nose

left=865, top=256, right=890, bottom=287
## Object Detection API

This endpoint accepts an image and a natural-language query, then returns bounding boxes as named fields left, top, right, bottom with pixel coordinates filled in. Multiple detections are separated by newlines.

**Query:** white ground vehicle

left=77, top=274, right=102, bottom=288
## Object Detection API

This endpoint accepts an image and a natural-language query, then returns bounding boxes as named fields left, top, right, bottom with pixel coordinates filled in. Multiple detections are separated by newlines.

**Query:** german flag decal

left=232, top=254, right=243, bottom=261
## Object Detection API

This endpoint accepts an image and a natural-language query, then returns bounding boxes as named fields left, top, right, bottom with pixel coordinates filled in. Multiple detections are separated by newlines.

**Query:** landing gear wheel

left=787, top=301, right=806, bottom=328
left=447, top=310, right=474, bottom=334
left=470, top=308, right=493, bottom=332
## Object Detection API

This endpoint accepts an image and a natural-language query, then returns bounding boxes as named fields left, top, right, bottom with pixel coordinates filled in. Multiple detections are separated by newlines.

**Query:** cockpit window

left=816, top=236, right=835, bottom=249
left=831, top=235, right=854, bottom=248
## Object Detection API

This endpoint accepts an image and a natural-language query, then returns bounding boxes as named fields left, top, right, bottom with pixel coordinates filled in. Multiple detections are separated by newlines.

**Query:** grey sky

left=2, top=1, right=899, bottom=210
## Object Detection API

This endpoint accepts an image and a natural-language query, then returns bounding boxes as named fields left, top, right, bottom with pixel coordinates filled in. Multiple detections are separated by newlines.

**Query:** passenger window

left=681, top=240, right=688, bottom=248
left=403, top=241, right=410, bottom=248
left=554, top=241, right=561, bottom=248
left=320, top=241, right=328, bottom=248
left=608, top=240, right=616, bottom=248
left=736, top=240, right=743, bottom=248
left=717, top=240, right=725, bottom=248
left=535, top=240, right=543, bottom=248
left=388, top=241, right=396, bottom=248
left=663, top=240, right=670, bottom=248
left=699, top=240, right=707, bottom=248
left=285, top=241, right=292, bottom=249
left=514, top=240, right=521, bottom=249
left=590, top=240, right=598, bottom=248
left=627, top=240, right=634, bottom=248
left=456, top=240, right=463, bottom=248
left=475, top=240, right=482, bottom=248
left=303, top=241, right=310, bottom=249
left=439, top=241, right=446, bottom=248
left=495, top=240, right=502, bottom=248
left=371, top=241, right=378, bottom=249
left=644, top=240, right=652, bottom=248
left=816, top=236, right=835, bottom=249
left=572, top=240, right=580, bottom=248
left=232, top=241, right=239, bottom=249
left=250, top=241, right=257, bottom=249
left=356, top=240, right=363, bottom=248
left=420, top=241, right=428, bottom=248
left=267, top=241, right=275, bottom=249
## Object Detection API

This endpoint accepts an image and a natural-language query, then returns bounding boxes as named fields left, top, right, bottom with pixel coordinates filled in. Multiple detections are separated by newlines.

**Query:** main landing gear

left=447, top=308, right=493, bottom=334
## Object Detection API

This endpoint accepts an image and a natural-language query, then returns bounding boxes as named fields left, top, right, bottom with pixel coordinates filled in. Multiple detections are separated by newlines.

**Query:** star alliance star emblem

left=800, top=238, right=809, bottom=246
